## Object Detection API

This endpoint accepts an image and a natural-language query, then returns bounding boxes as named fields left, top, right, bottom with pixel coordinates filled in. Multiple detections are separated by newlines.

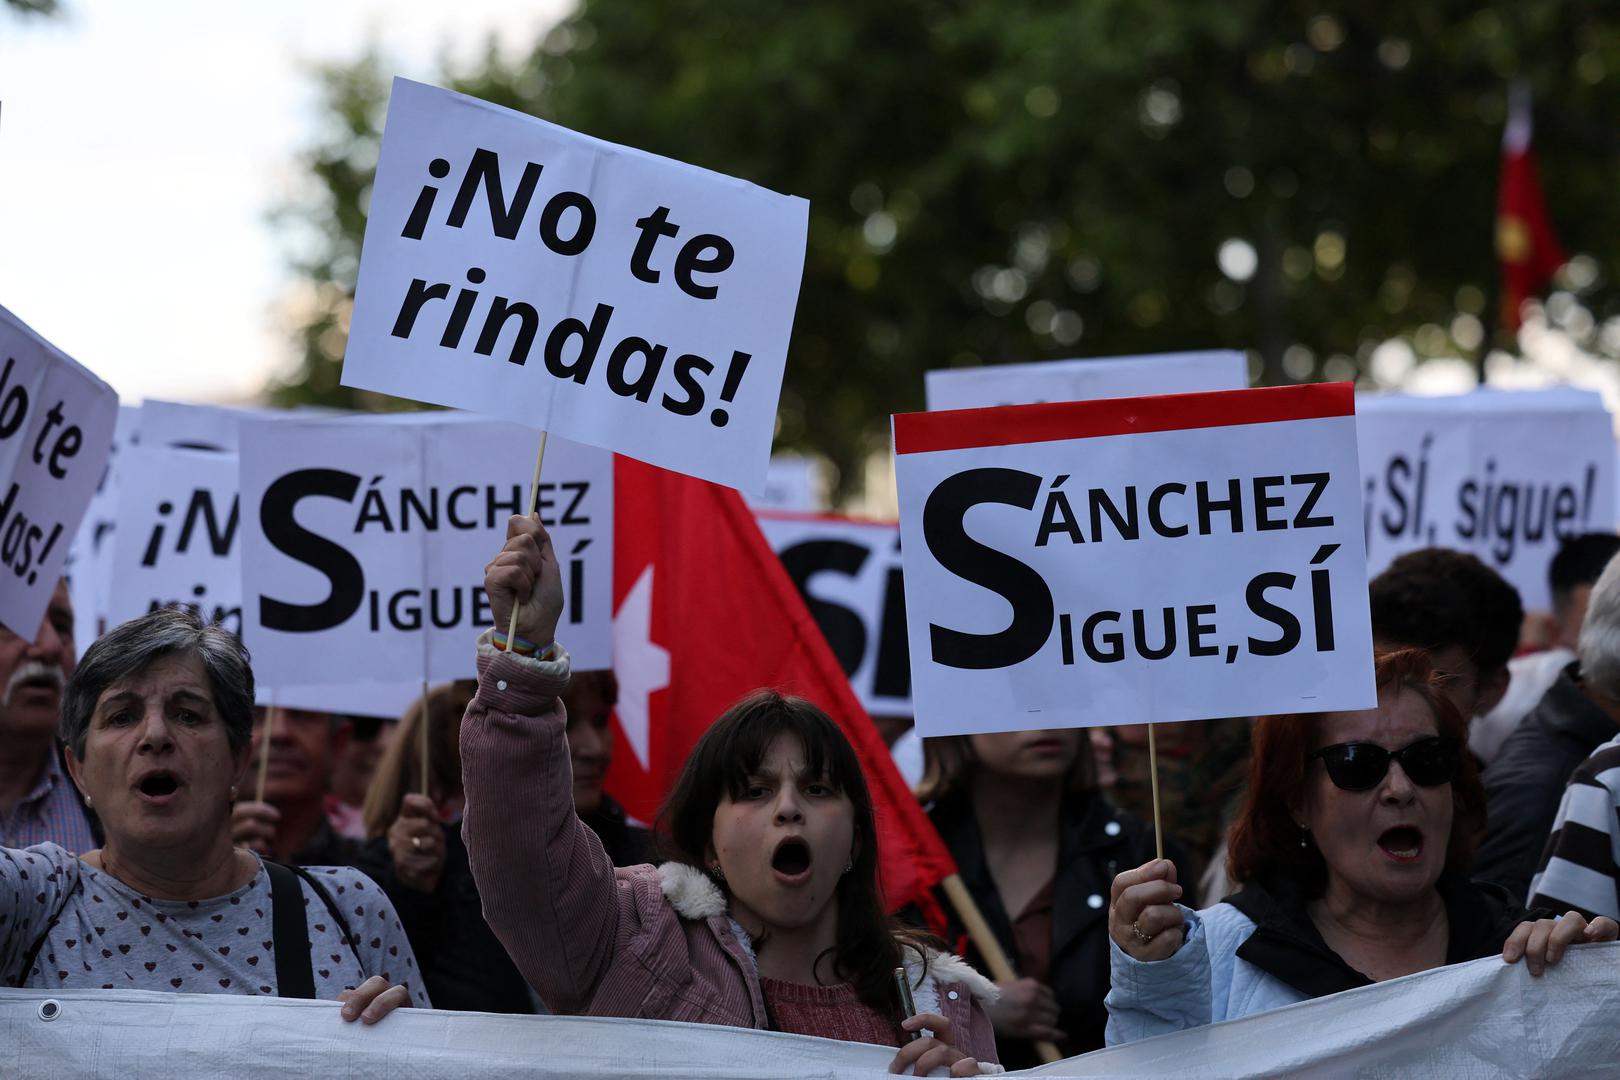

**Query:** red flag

left=602, top=455, right=956, bottom=919
left=1497, top=82, right=1567, bottom=332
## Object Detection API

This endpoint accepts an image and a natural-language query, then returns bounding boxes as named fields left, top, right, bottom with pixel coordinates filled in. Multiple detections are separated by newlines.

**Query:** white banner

left=4, top=943, right=1616, bottom=1078
left=65, top=402, right=140, bottom=647
left=894, top=385, right=1375, bottom=737
left=1358, top=387, right=1617, bottom=611
left=108, top=445, right=242, bottom=635
left=756, top=512, right=909, bottom=716
left=341, top=78, right=809, bottom=495
left=0, top=304, right=118, bottom=635
left=239, top=414, right=613, bottom=685
left=924, top=351, right=1247, bottom=412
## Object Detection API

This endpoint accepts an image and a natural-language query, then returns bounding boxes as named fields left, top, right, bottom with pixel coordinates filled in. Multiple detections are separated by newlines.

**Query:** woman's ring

left=1131, top=920, right=1154, bottom=946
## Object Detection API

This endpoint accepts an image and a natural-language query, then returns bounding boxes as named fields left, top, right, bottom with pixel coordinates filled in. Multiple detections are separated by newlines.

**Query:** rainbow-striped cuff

left=491, top=629, right=555, bottom=659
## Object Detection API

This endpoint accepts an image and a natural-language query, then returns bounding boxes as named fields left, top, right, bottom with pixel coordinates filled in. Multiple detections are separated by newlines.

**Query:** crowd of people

left=3, top=520, right=1619, bottom=1072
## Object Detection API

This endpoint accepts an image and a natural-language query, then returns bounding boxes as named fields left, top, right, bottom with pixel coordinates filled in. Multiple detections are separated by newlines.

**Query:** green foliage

left=273, top=2, right=1620, bottom=496
left=4, top=0, right=61, bottom=16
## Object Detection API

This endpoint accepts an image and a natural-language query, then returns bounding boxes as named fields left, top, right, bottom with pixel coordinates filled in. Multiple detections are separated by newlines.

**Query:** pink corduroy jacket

left=460, top=638, right=1001, bottom=1066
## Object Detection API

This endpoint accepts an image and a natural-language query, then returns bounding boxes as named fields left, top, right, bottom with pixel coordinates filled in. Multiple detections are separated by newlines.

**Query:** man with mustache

left=0, top=579, right=95, bottom=852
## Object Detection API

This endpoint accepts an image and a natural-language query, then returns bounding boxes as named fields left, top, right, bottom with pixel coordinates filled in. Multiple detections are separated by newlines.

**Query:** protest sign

left=746, top=454, right=821, bottom=512
left=98, top=423, right=470, bottom=722
left=1358, top=387, right=1617, bottom=611
left=340, top=78, right=809, bottom=494
left=7, top=943, right=1618, bottom=1077
left=65, top=403, right=140, bottom=647
left=239, top=414, right=613, bottom=686
left=258, top=679, right=424, bottom=722
left=136, top=399, right=269, bottom=452
left=108, top=445, right=242, bottom=635
left=893, top=384, right=1375, bottom=737
left=924, top=350, right=1247, bottom=411
left=0, top=305, right=118, bottom=634
left=756, top=511, right=910, bottom=717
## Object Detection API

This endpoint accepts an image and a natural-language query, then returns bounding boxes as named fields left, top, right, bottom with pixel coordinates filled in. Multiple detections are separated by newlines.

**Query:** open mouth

left=1377, top=825, right=1423, bottom=862
left=136, top=772, right=182, bottom=801
left=771, top=837, right=813, bottom=881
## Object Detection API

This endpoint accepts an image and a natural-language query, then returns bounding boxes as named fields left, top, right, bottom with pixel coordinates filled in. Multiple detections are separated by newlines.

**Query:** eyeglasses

left=1306, top=736, right=1460, bottom=791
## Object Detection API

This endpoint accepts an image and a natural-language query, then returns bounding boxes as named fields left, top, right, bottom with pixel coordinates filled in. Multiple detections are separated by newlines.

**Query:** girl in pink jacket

left=462, top=515, right=1001, bottom=1075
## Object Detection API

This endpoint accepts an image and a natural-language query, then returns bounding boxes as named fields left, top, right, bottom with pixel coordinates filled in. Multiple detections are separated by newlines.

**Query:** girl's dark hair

left=659, top=690, right=934, bottom=1018
left=1227, top=648, right=1485, bottom=895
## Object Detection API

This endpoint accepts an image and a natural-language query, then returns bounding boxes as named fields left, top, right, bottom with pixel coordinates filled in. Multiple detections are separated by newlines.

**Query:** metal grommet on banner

left=37, top=999, right=62, bottom=1022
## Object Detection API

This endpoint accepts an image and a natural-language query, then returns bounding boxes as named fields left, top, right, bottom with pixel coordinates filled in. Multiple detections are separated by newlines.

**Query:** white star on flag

left=612, top=565, right=670, bottom=771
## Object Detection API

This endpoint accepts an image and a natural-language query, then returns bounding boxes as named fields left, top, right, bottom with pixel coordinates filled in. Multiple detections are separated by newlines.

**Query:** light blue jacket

left=1104, top=902, right=1310, bottom=1045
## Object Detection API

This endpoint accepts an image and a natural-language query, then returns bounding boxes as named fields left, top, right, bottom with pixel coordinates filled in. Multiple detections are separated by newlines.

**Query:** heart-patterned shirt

left=1, top=843, right=430, bottom=1007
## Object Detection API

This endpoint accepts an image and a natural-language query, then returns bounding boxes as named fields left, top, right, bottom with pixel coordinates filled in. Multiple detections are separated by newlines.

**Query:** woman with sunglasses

left=1103, top=648, right=1618, bottom=1044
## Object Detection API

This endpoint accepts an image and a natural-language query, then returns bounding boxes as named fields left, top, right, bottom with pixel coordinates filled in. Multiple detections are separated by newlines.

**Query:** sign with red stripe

left=892, top=383, right=1374, bottom=736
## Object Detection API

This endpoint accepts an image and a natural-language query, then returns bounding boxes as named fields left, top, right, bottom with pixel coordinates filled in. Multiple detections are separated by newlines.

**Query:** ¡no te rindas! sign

left=340, top=78, right=809, bottom=496
left=893, top=383, right=1376, bottom=737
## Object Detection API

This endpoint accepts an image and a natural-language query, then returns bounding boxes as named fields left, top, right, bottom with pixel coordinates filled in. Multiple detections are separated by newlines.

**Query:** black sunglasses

left=1306, top=736, right=1460, bottom=791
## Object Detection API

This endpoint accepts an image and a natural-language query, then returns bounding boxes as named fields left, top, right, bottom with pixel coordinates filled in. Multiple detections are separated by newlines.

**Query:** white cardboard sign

left=135, top=400, right=272, bottom=453
left=0, top=305, right=118, bottom=635
left=756, top=512, right=909, bottom=716
left=894, top=384, right=1375, bottom=736
left=65, top=403, right=140, bottom=647
left=340, top=78, right=809, bottom=495
left=924, top=350, right=1247, bottom=411
left=239, top=414, right=613, bottom=685
left=1357, top=388, right=1617, bottom=611
left=108, top=446, right=242, bottom=635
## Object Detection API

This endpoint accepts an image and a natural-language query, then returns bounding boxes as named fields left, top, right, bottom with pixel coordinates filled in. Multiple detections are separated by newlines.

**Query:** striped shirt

left=0, top=750, right=95, bottom=854
left=1528, top=735, right=1620, bottom=921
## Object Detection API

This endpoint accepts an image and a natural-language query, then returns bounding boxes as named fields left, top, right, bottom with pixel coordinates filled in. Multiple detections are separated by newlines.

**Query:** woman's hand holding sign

left=1109, top=859, right=1186, bottom=961
left=485, top=514, right=564, bottom=649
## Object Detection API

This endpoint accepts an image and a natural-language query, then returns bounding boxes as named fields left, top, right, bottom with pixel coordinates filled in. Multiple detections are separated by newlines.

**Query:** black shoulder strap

left=282, top=862, right=367, bottom=975
left=10, top=868, right=83, bottom=989
left=265, top=861, right=316, bottom=999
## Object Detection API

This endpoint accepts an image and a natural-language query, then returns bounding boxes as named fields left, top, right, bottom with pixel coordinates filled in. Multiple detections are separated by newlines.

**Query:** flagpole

left=503, top=430, right=550, bottom=644
left=939, top=874, right=1063, bottom=1064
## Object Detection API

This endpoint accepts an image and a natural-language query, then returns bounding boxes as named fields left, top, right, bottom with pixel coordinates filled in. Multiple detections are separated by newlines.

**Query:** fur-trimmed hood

left=658, top=861, right=1000, bottom=1005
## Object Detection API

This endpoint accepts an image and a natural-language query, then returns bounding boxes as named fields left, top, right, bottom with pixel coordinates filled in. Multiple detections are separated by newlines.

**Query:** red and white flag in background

left=601, top=456, right=956, bottom=920
left=1497, top=81, right=1567, bottom=333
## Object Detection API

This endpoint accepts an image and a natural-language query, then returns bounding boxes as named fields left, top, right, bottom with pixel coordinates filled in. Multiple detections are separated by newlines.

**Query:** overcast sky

left=0, top=0, right=569, bottom=403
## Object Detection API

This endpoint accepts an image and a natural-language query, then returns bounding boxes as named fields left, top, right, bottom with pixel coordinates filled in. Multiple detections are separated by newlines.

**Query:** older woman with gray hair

left=0, top=607, right=426, bottom=1018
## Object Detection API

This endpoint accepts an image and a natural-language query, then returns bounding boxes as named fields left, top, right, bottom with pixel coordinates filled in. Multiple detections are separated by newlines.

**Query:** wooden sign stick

left=503, top=431, right=551, bottom=645
left=1147, top=722, right=1164, bottom=862
left=419, top=678, right=431, bottom=799
left=254, top=707, right=275, bottom=804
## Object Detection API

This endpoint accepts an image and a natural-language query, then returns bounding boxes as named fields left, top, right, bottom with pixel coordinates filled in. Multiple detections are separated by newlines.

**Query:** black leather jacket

left=1474, top=664, right=1619, bottom=900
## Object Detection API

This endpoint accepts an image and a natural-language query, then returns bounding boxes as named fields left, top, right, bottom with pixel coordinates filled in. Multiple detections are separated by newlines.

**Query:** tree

left=5, top=1, right=62, bottom=16
left=273, top=2, right=1620, bottom=499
